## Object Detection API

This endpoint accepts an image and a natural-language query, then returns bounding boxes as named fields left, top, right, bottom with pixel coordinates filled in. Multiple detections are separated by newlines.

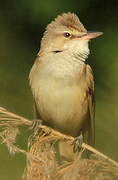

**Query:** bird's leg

left=73, top=130, right=83, bottom=152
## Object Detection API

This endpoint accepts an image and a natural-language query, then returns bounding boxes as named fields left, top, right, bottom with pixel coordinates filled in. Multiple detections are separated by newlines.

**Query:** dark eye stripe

left=53, top=50, right=63, bottom=53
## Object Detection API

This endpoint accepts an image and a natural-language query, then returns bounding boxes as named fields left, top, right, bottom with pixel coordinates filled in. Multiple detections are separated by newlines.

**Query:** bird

left=29, top=12, right=103, bottom=160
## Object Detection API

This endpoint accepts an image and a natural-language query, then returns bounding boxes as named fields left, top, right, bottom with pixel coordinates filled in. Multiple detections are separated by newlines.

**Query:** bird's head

left=40, top=13, right=103, bottom=58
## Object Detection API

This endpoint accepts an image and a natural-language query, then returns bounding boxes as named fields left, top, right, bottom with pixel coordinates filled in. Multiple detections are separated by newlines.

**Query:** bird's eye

left=63, top=32, right=71, bottom=38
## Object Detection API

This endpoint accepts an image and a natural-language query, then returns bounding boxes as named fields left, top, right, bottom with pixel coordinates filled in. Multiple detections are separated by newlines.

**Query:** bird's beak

left=80, top=31, right=103, bottom=40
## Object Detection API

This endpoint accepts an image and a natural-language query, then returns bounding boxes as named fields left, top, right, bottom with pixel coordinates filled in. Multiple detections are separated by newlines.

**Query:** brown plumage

left=46, top=13, right=87, bottom=32
left=29, top=13, right=102, bottom=160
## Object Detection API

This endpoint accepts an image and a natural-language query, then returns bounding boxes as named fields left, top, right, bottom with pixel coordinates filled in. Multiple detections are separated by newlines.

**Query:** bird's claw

left=30, top=119, right=52, bottom=137
left=30, top=119, right=42, bottom=130
left=42, top=127, right=52, bottom=136
left=73, top=133, right=83, bottom=152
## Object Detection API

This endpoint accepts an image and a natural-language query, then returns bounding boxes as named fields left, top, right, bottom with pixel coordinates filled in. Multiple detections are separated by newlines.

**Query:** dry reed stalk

left=0, top=106, right=118, bottom=180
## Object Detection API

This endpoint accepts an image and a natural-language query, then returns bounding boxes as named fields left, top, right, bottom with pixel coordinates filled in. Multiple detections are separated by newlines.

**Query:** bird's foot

left=30, top=119, right=43, bottom=137
left=73, top=132, right=83, bottom=152
left=28, top=119, right=43, bottom=148
left=30, top=119, right=52, bottom=137
left=30, top=119, right=42, bottom=130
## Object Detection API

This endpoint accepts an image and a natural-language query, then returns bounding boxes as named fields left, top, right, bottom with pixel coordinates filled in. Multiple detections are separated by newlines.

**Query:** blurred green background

left=0, top=0, right=118, bottom=179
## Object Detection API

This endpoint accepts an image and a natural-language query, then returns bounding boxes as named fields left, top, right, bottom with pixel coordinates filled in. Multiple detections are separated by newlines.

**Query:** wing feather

left=86, top=64, right=95, bottom=146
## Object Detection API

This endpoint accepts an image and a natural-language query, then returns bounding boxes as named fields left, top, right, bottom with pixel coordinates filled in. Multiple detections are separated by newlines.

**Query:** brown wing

left=86, top=64, right=95, bottom=146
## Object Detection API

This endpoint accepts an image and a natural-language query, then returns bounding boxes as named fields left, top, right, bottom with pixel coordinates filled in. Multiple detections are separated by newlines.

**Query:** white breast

left=29, top=52, right=89, bottom=136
